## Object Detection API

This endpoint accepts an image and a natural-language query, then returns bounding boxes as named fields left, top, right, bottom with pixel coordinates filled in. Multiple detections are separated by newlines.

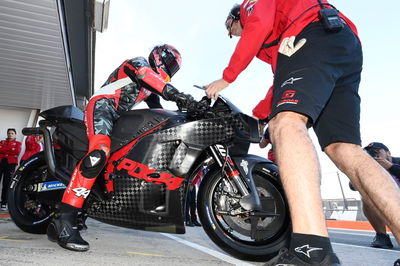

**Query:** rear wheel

left=7, top=153, right=64, bottom=234
left=197, top=164, right=291, bottom=261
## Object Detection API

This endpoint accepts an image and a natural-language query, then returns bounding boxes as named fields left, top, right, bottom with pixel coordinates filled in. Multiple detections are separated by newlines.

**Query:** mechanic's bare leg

left=325, top=143, right=400, bottom=244
left=269, top=111, right=328, bottom=236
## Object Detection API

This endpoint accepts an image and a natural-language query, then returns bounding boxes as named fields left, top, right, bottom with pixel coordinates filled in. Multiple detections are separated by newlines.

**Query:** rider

left=47, top=44, right=195, bottom=252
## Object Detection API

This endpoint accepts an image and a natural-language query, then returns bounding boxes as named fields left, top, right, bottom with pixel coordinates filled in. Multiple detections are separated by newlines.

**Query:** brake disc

left=221, top=187, right=276, bottom=239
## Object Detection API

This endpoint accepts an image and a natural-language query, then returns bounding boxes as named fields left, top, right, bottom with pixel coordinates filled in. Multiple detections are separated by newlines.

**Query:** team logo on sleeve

left=277, top=90, right=299, bottom=107
left=244, top=0, right=258, bottom=15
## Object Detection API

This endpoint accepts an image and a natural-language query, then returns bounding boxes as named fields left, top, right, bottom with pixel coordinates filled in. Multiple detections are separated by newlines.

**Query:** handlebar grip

left=22, top=127, right=42, bottom=136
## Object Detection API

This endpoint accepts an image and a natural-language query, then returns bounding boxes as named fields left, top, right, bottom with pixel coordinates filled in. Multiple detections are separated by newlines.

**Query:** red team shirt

left=0, top=139, right=21, bottom=164
left=221, top=0, right=358, bottom=119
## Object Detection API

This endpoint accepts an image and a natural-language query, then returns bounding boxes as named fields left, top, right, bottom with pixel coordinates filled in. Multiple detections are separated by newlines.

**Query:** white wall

left=0, top=107, right=32, bottom=142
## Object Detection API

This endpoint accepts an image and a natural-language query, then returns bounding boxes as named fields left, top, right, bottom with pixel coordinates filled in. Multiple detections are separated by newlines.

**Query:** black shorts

left=269, top=22, right=363, bottom=150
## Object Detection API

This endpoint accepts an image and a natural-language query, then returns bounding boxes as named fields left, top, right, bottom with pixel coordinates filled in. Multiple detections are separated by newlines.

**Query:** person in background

left=0, top=128, right=22, bottom=211
left=349, top=142, right=400, bottom=249
left=20, top=135, right=43, bottom=165
left=205, top=1, right=400, bottom=265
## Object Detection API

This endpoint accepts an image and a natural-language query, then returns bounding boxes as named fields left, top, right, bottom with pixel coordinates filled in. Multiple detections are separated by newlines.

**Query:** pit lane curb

left=0, top=213, right=10, bottom=219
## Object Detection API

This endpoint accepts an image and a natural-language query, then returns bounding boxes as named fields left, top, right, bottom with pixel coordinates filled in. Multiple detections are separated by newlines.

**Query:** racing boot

left=47, top=203, right=89, bottom=251
left=77, top=210, right=88, bottom=231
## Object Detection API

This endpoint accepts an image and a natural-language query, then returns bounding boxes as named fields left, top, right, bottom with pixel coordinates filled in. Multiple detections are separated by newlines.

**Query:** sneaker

left=47, top=206, right=89, bottom=252
left=263, top=248, right=341, bottom=266
left=1, top=204, right=7, bottom=211
left=394, top=259, right=400, bottom=266
left=370, top=233, right=393, bottom=249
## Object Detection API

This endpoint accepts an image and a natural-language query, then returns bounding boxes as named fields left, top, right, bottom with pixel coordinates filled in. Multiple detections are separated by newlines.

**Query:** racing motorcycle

left=8, top=94, right=290, bottom=261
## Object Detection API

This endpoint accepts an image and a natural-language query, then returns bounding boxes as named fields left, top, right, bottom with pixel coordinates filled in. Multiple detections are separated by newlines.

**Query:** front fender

left=231, top=154, right=277, bottom=180
left=231, top=154, right=279, bottom=211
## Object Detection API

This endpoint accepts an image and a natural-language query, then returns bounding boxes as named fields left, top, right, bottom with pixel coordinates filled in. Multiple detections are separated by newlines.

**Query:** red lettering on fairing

left=116, top=158, right=184, bottom=190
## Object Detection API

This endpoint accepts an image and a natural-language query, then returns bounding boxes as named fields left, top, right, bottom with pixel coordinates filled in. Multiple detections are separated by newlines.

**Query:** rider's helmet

left=148, top=44, right=182, bottom=81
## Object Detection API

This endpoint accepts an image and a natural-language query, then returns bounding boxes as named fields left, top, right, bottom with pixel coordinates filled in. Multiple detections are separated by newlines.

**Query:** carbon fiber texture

left=86, top=115, right=248, bottom=233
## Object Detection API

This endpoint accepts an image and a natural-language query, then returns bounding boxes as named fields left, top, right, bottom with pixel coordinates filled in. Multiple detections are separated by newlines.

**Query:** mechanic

left=0, top=128, right=22, bottom=211
left=204, top=1, right=400, bottom=265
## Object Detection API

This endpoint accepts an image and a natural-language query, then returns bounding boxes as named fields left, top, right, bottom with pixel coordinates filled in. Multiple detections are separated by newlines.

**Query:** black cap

left=228, top=4, right=241, bottom=21
left=364, top=142, right=389, bottom=151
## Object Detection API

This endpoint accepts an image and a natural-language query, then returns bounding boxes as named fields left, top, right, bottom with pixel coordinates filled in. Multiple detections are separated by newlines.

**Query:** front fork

left=209, top=144, right=261, bottom=211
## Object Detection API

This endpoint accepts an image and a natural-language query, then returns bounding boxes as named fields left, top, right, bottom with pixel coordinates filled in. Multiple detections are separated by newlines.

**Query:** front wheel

left=197, top=164, right=291, bottom=261
left=7, top=153, right=64, bottom=234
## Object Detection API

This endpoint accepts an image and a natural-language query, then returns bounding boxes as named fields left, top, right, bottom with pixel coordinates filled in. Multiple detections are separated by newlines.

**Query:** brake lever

left=193, top=85, right=207, bottom=90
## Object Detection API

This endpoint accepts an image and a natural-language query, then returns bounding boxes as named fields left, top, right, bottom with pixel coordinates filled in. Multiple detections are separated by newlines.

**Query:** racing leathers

left=224, top=0, right=359, bottom=120
left=61, top=57, right=191, bottom=208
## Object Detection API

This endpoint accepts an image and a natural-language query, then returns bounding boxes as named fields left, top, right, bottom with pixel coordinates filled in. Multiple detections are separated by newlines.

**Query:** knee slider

left=80, top=149, right=107, bottom=179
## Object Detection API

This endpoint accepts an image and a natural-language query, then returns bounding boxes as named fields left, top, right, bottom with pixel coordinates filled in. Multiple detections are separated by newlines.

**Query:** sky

left=94, top=0, right=400, bottom=200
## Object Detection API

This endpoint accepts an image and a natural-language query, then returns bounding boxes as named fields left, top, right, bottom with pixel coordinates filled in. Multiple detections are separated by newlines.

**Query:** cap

left=364, top=142, right=389, bottom=151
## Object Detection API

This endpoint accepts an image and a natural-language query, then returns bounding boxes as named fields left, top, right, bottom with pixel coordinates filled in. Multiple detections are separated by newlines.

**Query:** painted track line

left=332, top=242, right=400, bottom=253
left=161, top=233, right=255, bottom=266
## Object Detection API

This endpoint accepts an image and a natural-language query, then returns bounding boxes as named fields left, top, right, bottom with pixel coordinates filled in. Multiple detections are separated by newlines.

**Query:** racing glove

left=162, top=84, right=196, bottom=111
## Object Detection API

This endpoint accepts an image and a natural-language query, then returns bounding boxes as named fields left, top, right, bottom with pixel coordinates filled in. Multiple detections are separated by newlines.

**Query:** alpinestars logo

left=281, top=77, right=303, bottom=88
left=294, top=244, right=323, bottom=258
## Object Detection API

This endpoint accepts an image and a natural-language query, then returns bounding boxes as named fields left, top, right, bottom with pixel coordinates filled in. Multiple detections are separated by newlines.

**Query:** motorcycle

left=8, top=94, right=291, bottom=261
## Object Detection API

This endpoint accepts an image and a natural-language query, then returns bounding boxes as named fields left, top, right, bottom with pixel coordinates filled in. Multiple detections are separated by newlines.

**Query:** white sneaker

left=1, top=204, right=7, bottom=211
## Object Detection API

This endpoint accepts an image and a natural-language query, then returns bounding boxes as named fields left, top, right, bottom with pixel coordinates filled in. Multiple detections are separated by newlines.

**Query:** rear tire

left=7, top=153, right=63, bottom=234
left=197, top=163, right=291, bottom=261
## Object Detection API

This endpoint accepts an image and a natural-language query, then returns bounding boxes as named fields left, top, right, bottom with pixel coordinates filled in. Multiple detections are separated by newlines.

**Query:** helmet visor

left=162, top=50, right=180, bottom=77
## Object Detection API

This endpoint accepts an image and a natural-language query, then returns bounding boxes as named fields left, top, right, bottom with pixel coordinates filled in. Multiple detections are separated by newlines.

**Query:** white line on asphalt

left=161, top=233, right=255, bottom=266
left=329, top=228, right=374, bottom=233
left=332, top=242, right=400, bottom=253
left=329, top=228, right=395, bottom=237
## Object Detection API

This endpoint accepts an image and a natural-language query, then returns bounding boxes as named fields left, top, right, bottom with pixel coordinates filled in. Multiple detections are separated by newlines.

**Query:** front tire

left=7, top=153, right=63, bottom=234
left=197, top=163, right=291, bottom=261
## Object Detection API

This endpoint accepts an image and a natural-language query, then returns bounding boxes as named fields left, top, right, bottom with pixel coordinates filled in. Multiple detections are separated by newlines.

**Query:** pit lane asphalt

left=0, top=212, right=398, bottom=266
